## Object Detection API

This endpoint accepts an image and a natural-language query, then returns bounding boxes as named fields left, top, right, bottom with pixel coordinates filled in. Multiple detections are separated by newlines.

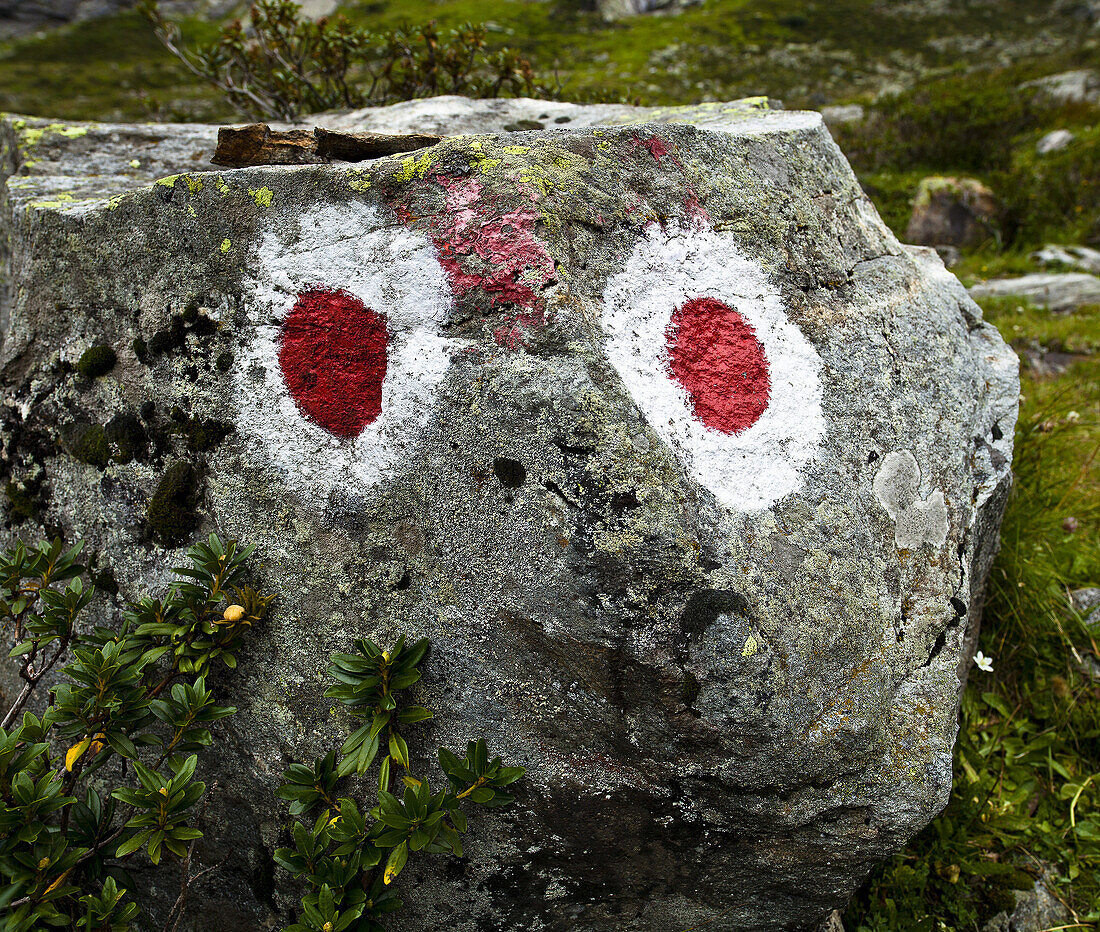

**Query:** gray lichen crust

left=0, top=97, right=1018, bottom=932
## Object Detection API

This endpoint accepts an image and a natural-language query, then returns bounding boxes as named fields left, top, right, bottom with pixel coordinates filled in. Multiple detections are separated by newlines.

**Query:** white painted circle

left=236, top=201, right=461, bottom=504
left=600, top=221, right=826, bottom=511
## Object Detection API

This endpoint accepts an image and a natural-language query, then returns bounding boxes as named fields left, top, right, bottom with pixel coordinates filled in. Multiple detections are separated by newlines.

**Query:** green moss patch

left=76, top=344, right=117, bottom=379
left=4, top=479, right=39, bottom=523
left=72, top=424, right=110, bottom=468
left=146, top=461, right=202, bottom=545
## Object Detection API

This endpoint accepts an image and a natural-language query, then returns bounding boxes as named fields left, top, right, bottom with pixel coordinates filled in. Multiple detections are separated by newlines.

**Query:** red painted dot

left=665, top=297, right=770, bottom=434
left=278, top=288, right=388, bottom=439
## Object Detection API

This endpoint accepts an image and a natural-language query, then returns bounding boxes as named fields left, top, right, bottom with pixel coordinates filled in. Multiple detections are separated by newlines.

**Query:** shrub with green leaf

left=275, top=635, right=525, bottom=932
left=140, top=0, right=545, bottom=121
left=0, top=534, right=273, bottom=930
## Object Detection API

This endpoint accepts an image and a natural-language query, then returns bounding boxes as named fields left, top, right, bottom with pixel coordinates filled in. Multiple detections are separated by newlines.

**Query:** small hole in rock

left=493, top=457, right=526, bottom=488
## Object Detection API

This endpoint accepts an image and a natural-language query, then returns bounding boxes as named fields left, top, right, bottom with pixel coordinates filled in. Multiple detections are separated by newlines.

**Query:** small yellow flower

left=158, top=786, right=169, bottom=797
left=222, top=605, right=246, bottom=623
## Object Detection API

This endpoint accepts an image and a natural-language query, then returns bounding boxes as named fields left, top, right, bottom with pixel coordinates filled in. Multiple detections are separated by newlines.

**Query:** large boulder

left=0, top=97, right=1018, bottom=931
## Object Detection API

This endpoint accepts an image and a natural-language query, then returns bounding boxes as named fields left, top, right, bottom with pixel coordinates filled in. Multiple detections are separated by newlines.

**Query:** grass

left=1, top=2, right=1099, bottom=928
left=0, top=11, right=229, bottom=122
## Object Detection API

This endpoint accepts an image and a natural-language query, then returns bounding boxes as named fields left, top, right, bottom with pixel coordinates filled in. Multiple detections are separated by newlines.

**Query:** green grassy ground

left=2, top=1, right=1098, bottom=927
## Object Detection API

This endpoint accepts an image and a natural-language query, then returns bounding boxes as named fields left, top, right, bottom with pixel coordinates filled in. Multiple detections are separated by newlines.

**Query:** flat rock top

left=0, top=95, right=801, bottom=206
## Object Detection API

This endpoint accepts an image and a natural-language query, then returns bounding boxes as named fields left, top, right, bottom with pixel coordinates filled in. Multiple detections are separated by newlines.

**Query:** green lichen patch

left=76, top=344, right=117, bottom=379
left=146, top=461, right=202, bottom=545
left=72, top=424, right=110, bottom=469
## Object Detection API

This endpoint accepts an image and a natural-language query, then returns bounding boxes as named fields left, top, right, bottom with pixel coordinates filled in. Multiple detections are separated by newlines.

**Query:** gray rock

left=1069, top=587, right=1100, bottom=629
left=969, top=273, right=1100, bottom=312
left=820, top=104, right=865, bottom=128
left=906, top=176, right=999, bottom=249
left=1022, top=69, right=1100, bottom=105
left=0, top=98, right=1018, bottom=931
left=1032, top=243, right=1100, bottom=273
left=981, top=868, right=1069, bottom=932
left=596, top=0, right=700, bottom=19
left=1036, top=129, right=1074, bottom=155
left=0, top=0, right=236, bottom=38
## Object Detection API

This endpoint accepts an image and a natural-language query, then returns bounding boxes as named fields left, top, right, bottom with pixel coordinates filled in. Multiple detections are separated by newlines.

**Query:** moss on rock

left=73, top=424, right=110, bottom=468
left=105, top=413, right=147, bottom=463
left=146, top=461, right=201, bottom=544
left=76, top=344, right=117, bottom=378
left=4, top=480, right=39, bottom=523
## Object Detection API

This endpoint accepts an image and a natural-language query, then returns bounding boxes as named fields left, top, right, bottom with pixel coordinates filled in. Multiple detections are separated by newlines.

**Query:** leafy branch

left=275, top=636, right=524, bottom=932
left=0, top=534, right=273, bottom=931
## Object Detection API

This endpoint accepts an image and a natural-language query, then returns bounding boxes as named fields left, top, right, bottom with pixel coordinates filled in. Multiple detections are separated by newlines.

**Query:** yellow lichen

left=396, top=151, right=432, bottom=182
left=27, top=193, right=76, bottom=209
left=346, top=169, right=371, bottom=191
left=741, top=634, right=759, bottom=657
left=220, top=238, right=232, bottom=254
left=15, top=121, right=89, bottom=149
left=249, top=186, right=274, bottom=207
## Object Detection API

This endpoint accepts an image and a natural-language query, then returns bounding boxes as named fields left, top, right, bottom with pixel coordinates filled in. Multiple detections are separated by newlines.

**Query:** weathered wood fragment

left=210, top=124, right=318, bottom=167
left=211, top=123, right=442, bottom=168
left=313, top=127, right=442, bottom=161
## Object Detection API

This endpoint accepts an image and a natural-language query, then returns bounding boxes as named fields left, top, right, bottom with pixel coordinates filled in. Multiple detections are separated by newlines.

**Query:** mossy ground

left=2, top=1, right=1099, bottom=927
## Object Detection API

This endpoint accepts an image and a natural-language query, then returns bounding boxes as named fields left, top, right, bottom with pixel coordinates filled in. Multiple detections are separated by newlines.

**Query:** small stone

left=819, top=104, right=864, bottom=127
left=1036, top=129, right=1074, bottom=155
left=1069, top=587, right=1100, bottom=630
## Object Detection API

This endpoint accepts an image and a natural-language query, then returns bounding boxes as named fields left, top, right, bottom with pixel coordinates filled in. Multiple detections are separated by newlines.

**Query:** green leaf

left=383, top=841, right=408, bottom=885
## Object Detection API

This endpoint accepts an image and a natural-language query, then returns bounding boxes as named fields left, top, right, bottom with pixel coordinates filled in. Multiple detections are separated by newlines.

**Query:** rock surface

left=1070, top=587, right=1100, bottom=630
left=981, top=868, right=1069, bottom=932
left=0, top=97, right=1018, bottom=931
left=906, top=176, right=999, bottom=249
left=1023, top=68, right=1100, bottom=105
left=969, top=272, right=1100, bottom=312
left=1032, top=242, right=1100, bottom=273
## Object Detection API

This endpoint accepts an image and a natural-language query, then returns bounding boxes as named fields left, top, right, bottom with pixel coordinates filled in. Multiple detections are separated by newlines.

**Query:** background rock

left=0, top=98, right=1018, bottom=931
left=1031, top=243, right=1100, bottom=273
left=0, top=0, right=237, bottom=38
left=980, top=867, right=1070, bottom=932
left=1022, top=68, right=1100, bottom=105
left=906, top=176, right=999, bottom=249
left=968, top=272, right=1100, bottom=312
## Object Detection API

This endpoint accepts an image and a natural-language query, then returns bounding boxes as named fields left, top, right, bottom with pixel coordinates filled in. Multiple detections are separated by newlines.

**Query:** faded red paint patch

left=405, top=173, right=557, bottom=350
left=278, top=288, right=388, bottom=439
left=631, top=133, right=671, bottom=162
left=433, top=175, right=556, bottom=310
left=665, top=297, right=770, bottom=434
